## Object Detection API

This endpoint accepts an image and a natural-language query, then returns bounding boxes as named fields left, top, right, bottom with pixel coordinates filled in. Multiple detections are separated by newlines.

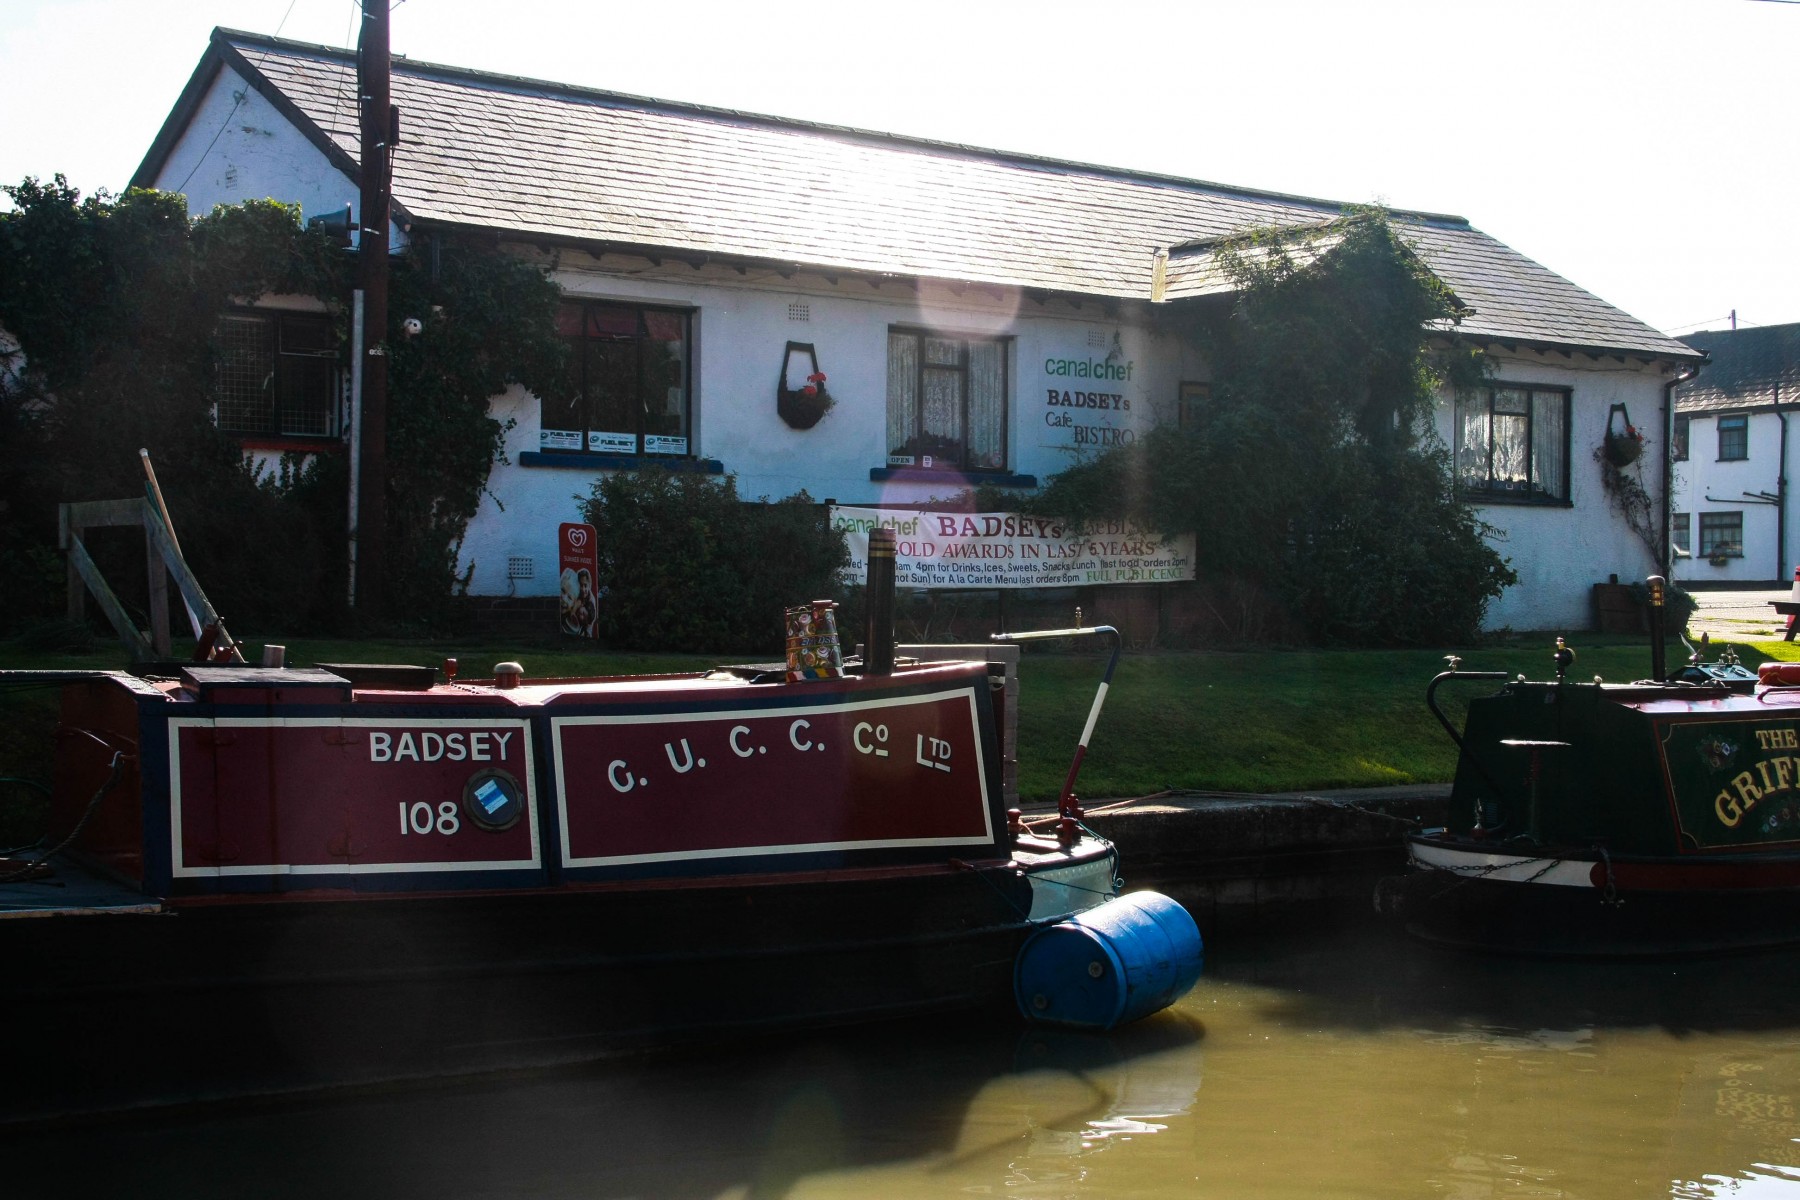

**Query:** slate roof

left=1675, top=324, right=1800, bottom=413
left=137, top=29, right=1698, bottom=362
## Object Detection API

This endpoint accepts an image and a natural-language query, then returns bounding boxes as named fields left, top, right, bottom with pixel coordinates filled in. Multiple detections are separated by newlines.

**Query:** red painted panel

left=555, top=688, right=993, bottom=865
left=172, top=719, right=538, bottom=878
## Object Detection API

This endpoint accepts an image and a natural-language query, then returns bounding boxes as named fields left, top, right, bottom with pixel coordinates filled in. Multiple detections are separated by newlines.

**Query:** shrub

left=579, top=470, right=849, bottom=653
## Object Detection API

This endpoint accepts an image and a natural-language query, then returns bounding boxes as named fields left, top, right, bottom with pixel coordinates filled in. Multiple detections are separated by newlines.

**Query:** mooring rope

left=0, top=752, right=126, bottom=884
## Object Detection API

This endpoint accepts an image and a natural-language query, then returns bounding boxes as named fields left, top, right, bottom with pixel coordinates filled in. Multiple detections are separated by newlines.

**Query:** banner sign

left=829, top=506, right=1195, bottom=590
left=558, top=522, right=599, bottom=638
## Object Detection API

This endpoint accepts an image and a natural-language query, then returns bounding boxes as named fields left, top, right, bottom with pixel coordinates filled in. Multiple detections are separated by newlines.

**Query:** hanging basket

left=1601, top=401, right=1644, bottom=467
left=776, top=341, right=833, bottom=431
left=1603, top=433, right=1643, bottom=467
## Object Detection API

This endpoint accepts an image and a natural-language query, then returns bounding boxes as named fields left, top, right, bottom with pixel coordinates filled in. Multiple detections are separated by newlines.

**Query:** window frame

left=1718, top=414, right=1748, bottom=462
left=1454, top=383, right=1573, bottom=505
left=1672, top=511, right=1691, bottom=557
left=1176, top=381, right=1210, bottom=431
left=213, top=308, right=343, bottom=443
left=544, top=299, right=694, bottom=459
left=1671, top=414, right=1690, bottom=462
left=884, top=326, right=1011, bottom=473
left=1699, top=511, right=1743, bottom=559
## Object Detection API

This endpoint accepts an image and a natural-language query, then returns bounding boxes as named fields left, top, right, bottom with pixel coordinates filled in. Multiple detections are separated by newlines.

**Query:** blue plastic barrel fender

left=1014, top=891, right=1204, bottom=1031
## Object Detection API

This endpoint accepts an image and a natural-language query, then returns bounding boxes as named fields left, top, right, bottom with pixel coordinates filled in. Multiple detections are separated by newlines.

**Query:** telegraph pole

left=354, top=0, right=392, bottom=612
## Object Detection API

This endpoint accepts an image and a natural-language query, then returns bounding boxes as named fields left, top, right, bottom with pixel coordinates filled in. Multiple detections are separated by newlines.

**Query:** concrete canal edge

left=1028, top=785, right=1452, bottom=935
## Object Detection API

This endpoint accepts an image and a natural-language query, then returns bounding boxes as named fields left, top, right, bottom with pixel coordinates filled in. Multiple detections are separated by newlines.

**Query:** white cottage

left=132, top=28, right=1702, bottom=633
left=1670, top=323, right=1800, bottom=585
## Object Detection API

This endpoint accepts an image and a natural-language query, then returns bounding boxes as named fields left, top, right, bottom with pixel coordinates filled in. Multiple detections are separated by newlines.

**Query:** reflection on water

left=13, top=917, right=1800, bottom=1199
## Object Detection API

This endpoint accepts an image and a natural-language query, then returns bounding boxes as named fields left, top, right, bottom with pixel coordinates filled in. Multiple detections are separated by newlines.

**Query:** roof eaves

left=415, top=215, right=1149, bottom=310
left=1463, top=332, right=1704, bottom=365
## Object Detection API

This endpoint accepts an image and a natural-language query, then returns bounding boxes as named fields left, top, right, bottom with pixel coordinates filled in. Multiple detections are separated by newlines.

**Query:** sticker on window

left=541, top=429, right=582, bottom=450
left=643, top=436, right=688, bottom=456
left=588, top=431, right=636, bottom=454
left=887, top=455, right=916, bottom=467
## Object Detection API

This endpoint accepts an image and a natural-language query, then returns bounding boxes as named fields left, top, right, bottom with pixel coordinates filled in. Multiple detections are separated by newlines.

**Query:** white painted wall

left=1429, top=353, right=1671, bottom=632
left=1671, top=409, right=1792, bottom=585
left=146, top=63, right=404, bottom=251
left=460, top=263, right=1180, bottom=596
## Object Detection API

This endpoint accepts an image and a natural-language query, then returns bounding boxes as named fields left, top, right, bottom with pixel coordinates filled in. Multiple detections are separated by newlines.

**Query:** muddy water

left=16, top=918, right=1800, bottom=1199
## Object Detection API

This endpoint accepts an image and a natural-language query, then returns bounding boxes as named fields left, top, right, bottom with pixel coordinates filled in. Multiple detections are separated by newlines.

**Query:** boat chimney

left=260, top=644, right=286, bottom=668
left=1646, top=575, right=1667, bottom=682
left=864, top=528, right=896, bottom=676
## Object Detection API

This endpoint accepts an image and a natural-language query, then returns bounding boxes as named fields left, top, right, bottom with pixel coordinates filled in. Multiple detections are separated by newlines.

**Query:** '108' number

left=399, top=801, right=460, bottom=836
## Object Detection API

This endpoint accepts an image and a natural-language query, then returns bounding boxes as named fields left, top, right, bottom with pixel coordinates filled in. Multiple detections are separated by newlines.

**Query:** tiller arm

left=991, top=625, right=1121, bottom=827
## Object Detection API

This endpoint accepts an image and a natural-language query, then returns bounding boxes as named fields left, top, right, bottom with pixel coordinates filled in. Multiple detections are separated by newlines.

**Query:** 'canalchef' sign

left=1038, top=334, right=1152, bottom=452
left=830, top=507, right=1195, bottom=590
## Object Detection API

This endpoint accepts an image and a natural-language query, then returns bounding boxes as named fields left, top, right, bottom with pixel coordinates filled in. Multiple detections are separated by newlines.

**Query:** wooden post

left=61, top=503, right=83, bottom=624
left=145, top=522, right=171, bottom=657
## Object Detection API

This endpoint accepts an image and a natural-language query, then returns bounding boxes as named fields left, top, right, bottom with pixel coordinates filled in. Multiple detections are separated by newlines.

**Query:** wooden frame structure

left=60, top=495, right=242, bottom=662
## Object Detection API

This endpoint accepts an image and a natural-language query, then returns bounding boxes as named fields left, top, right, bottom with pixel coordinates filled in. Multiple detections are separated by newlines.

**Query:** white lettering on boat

left=365, top=729, right=514, bottom=764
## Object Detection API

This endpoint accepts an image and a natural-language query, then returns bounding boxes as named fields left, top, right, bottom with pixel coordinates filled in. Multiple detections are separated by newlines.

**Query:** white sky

left=2, top=0, right=1794, bottom=337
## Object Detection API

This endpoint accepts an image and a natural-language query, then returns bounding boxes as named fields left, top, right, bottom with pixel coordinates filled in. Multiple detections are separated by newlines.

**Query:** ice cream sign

left=1038, top=333, right=1150, bottom=451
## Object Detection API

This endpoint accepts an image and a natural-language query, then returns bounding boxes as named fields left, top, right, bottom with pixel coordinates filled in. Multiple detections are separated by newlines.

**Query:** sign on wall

left=830, top=507, right=1195, bottom=590
left=558, top=522, right=599, bottom=638
left=1037, top=332, right=1152, bottom=453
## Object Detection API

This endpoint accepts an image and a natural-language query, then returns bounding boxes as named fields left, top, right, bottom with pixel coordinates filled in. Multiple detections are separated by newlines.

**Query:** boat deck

left=0, top=855, right=163, bottom=919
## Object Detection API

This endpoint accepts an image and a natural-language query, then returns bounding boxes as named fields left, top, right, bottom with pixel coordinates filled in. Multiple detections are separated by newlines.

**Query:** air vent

left=1086, top=330, right=1107, bottom=348
left=788, top=302, right=811, bottom=322
left=507, top=556, right=535, bottom=580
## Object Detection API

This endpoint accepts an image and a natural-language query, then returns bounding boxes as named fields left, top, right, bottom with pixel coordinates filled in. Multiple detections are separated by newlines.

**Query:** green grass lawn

left=1, top=630, right=1788, bottom=840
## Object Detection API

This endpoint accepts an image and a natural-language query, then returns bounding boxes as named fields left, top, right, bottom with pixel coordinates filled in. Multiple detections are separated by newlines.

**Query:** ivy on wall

left=1031, top=208, right=1517, bottom=645
left=0, top=177, right=569, bottom=633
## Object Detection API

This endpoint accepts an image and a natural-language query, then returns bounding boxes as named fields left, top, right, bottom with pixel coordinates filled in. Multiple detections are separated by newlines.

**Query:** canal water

left=14, top=915, right=1800, bottom=1199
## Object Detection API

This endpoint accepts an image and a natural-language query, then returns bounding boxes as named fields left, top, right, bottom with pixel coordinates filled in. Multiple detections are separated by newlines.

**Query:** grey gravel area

left=1687, top=587, right=1791, bottom=641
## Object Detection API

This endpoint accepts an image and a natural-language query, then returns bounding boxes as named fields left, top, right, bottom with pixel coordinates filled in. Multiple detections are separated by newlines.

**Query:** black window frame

left=212, top=309, right=342, bottom=442
left=1454, top=383, right=1573, bottom=504
left=1176, top=381, right=1210, bottom=431
left=1672, top=414, right=1690, bottom=462
left=1672, top=511, right=1691, bottom=556
left=1718, top=414, right=1748, bottom=462
left=1699, top=511, right=1743, bottom=559
left=544, top=300, right=694, bottom=458
left=884, top=326, right=1011, bottom=473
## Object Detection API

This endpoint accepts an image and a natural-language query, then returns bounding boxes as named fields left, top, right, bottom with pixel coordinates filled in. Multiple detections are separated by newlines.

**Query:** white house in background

left=130, top=27, right=1703, bottom=633
left=1671, top=323, right=1800, bottom=585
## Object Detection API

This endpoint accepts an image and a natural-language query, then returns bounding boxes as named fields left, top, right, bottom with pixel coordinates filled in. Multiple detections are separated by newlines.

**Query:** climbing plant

left=0, top=177, right=568, bottom=633
left=1032, top=208, right=1516, bottom=645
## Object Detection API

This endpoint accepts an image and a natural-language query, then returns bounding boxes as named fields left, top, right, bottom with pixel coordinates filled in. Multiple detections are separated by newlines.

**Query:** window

left=544, top=302, right=691, bottom=456
left=1718, top=415, right=1748, bottom=461
left=886, top=328, right=1008, bottom=471
left=1454, top=385, right=1571, bottom=502
left=1672, top=512, right=1691, bottom=557
left=1672, top=415, right=1689, bottom=462
left=214, top=311, right=341, bottom=439
left=1176, top=381, right=1210, bottom=430
left=1699, top=512, right=1743, bottom=559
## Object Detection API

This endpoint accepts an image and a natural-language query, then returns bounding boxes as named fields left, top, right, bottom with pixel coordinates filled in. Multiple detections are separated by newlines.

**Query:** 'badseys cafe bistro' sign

left=1039, top=350, right=1148, bottom=451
